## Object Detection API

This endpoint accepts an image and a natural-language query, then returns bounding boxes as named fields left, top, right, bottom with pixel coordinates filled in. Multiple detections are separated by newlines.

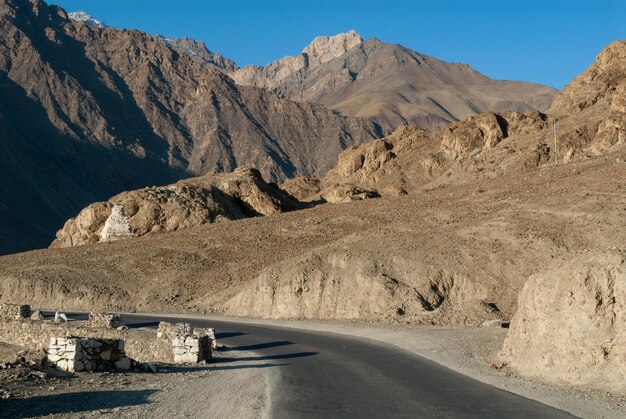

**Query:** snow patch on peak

left=68, top=11, right=106, bottom=29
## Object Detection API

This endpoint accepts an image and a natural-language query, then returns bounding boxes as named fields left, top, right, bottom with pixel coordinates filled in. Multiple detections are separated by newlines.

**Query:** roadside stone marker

left=47, top=337, right=132, bottom=372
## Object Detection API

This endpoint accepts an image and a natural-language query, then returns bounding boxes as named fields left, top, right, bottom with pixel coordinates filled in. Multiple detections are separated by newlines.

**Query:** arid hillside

left=0, top=0, right=382, bottom=254
left=0, top=148, right=623, bottom=326
left=10, top=39, right=623, bottom=329
left=232, top=31, right=558, bottom=130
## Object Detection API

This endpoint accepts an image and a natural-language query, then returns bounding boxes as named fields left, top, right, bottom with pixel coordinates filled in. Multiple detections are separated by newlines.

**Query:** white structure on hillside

left=100, top=205, right=132, bottom=242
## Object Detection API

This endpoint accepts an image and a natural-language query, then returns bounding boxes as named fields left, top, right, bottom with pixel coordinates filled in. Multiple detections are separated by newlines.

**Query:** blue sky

left=51, top=0, right=624, bottom=89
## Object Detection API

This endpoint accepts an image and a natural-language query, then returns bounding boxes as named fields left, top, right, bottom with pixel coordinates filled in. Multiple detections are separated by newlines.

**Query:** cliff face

left=232, top=32, right=558, bottom=131
left=500, top=251, right=626, bottom=394
left=0, top=0, right=383, bottom=254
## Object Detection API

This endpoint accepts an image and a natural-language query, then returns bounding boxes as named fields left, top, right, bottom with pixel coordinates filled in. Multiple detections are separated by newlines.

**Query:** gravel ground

left=0, top=345, right=269, bottom=418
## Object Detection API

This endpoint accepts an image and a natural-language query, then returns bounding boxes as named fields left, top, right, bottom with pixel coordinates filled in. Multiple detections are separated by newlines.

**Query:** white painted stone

left=100, top=205, right=132, bottom=241
left=47, top=354, right=61, bottom=363
left=173, top=347, right=187, bottom=355
left=56, top=359, right=69, bottom=371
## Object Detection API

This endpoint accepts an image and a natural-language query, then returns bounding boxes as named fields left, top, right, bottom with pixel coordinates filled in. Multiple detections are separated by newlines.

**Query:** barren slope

left=233, top=32, right=558, bottom=130
left=1, top=147, right=624, bottom=326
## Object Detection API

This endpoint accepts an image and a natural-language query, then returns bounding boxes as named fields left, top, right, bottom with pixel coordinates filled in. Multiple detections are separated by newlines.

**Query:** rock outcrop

left=500, top=251, right=626, bottom=394
left=232, top=32, right=558, bottom=131
left=283, top=110, right=556, bottom=202
left=283, top=40, right=626, bottom=204
left=550, top=40, right=626, bottom=156
left=0, top=0, right=383, bottom=254
left=50, top=167, right=300, bottom=248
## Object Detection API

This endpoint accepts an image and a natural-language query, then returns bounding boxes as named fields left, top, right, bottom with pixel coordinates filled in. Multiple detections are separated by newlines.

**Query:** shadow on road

left=214, top=351, right=318, bottom=363
left=209, top=362, right=290, bottom=371
left=215, top=331, right=248, bottom=339
left=0, top=389, right=156, bottom=418
left=126, top=321, right=160, bottom=329
left=224, top=340, right=294, bottom=351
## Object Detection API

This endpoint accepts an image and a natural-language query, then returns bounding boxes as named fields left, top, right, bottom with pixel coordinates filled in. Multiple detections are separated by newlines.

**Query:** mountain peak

left=154, top=35, right=239, bottom=72
left=68, top=11, right=106, bottom=28
left=302, top=30, right=363, bottom=66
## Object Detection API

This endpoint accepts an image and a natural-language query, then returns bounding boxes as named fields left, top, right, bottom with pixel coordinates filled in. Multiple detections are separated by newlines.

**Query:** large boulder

left=500, top=251, right=626, bottom=393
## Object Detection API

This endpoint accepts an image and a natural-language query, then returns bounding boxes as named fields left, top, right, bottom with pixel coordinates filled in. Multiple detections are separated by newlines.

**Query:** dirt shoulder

left=0, top=343, right=269, bottom=418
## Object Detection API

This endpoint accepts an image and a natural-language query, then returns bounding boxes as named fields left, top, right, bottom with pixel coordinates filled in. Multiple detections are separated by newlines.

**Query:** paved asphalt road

left=110, top=313, right=572, bottom=419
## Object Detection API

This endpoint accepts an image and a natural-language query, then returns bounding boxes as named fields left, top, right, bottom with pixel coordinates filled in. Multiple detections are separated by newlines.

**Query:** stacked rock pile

left=47, top=337, right=132, bottom=372
left=172, top=334, right=211, bottom=363
left=157, top=322, right=216, bottom=364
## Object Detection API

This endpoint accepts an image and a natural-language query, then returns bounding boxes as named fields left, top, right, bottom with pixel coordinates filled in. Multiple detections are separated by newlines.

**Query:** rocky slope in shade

left=68, top=11, right=239, bottom=72
left=232, top=31, right=558, bottom=130
left=500, top=251, right=626, bottom=394
left=0, top=0, right=383, bottom=255
left=50, top=167, right=300, bottom=248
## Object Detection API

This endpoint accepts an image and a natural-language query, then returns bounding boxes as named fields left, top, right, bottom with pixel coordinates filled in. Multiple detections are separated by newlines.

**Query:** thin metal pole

left=553, top=120, right=558, bottom=165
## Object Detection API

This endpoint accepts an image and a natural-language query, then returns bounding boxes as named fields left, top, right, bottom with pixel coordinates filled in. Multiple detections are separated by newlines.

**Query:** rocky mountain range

left=3, top=40, right=625, bottom=401
left=0, top=0, right=625, bottom=400
left=232, top=31, right=558, bottom=130
left=43, top=31, right=626, bottom=250
left=0, top=0, right=382, bottom=255
left=67, top=11, right=240, bottom=71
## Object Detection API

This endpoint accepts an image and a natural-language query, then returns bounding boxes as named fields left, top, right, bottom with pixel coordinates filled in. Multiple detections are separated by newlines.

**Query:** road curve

left=121, top=314, right=572, bottom=418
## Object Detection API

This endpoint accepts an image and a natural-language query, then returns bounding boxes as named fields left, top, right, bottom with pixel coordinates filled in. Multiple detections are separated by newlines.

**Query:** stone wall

left=0, top=318, right=167, bottom=363
left=172, top=335, right=211, bottom=363
left=0, top=317, right=218, bottom=366
left=48, top=337, right=131, bottom=372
